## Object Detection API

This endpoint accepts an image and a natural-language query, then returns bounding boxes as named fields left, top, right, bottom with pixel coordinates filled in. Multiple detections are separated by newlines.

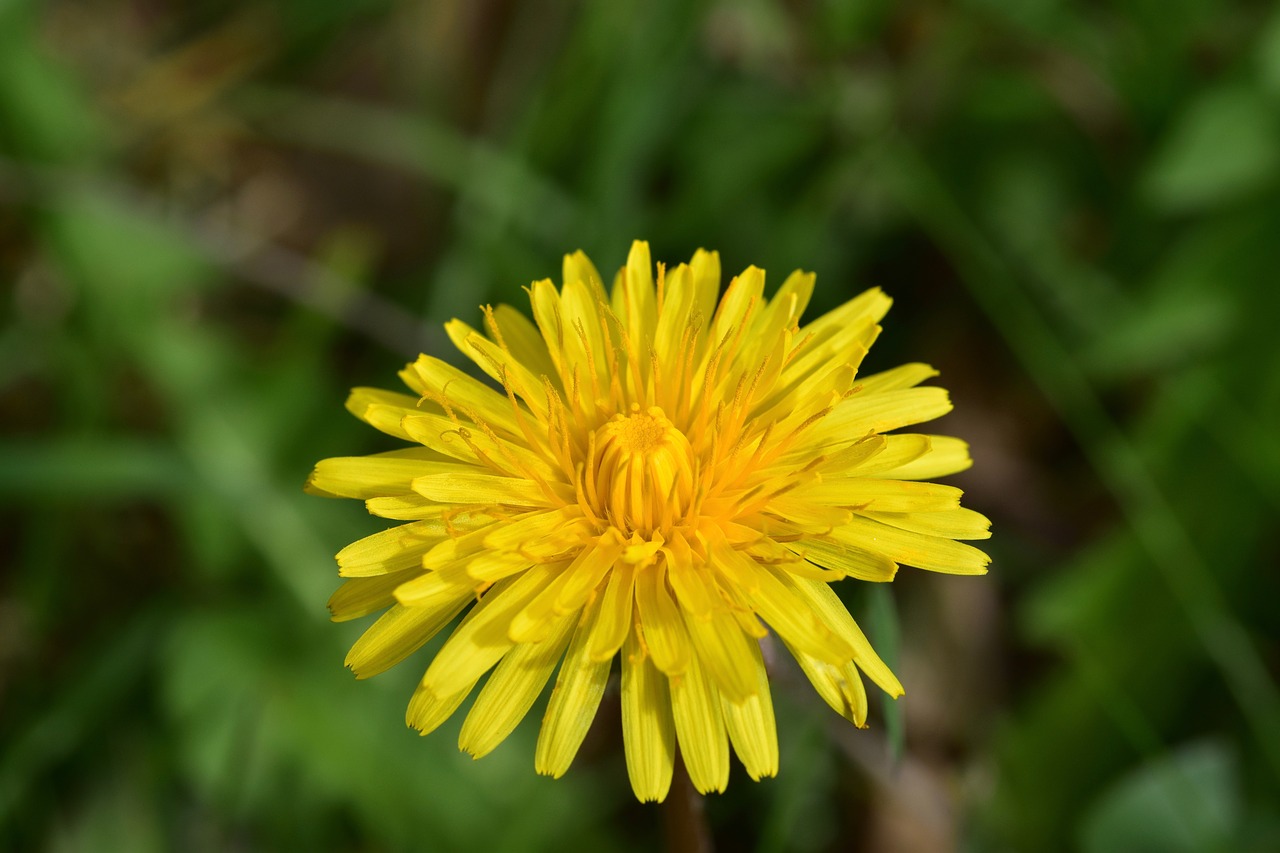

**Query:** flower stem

left=662, top=755, right=713, bottom=853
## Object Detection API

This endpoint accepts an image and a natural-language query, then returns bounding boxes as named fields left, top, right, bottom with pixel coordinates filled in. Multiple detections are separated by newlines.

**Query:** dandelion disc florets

left=307, top=240, right=991, bottom=802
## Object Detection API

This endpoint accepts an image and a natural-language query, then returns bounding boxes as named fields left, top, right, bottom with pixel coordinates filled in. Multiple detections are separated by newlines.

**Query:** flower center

left=590, top=406, right=697, bottom=536
left=617, top=410, right=667, bottom=454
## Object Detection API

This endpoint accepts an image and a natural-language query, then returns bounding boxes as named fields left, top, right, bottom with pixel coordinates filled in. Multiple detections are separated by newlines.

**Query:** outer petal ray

left=621, top=629, right=676, bottom=803
left=670, top=642, right=730, bottom=795
left=720, top=640, right=778, bottom=781
left=459, top=611, right=576, bottom=758
left=536, top=598, right=612, bottom=778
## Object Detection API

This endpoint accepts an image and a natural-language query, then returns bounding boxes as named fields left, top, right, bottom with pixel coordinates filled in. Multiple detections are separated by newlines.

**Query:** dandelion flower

left=307, top=241, right=990, bottom=801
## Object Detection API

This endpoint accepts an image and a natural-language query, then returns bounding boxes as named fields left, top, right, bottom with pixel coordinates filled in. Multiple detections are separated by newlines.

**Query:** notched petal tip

left=342, top=654, right=371, bottom=680
left=303, top=471, right=339, bottom=498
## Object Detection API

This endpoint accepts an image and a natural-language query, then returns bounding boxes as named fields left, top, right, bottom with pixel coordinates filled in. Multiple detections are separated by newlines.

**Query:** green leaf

left=1143, top=85, right=1280, bottom=213
left=0, top=438, right=188, bottom=499
left=1080, top=740, right=1241, bottom=853
left=866, top=584, right=904, bottom=761
left=1256, top=8, right=1280, bottom=98
left=0, top=1, right=104, bottom=162
left=1081, top=289, right=1234, bottom=381
left=161, top=606, right=623, bottom=852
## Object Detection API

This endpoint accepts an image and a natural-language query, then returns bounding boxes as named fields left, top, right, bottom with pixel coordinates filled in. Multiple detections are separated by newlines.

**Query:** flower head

left=308, top=241, right=990, bottom=801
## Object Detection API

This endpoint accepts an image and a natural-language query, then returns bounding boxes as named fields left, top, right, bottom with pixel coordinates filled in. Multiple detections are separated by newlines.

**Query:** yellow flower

left=308, top=241, right=990, bottom=802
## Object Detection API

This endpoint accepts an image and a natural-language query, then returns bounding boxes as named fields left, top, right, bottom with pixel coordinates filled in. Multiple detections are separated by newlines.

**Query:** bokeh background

left=3, top=0, right=1280, bottom=850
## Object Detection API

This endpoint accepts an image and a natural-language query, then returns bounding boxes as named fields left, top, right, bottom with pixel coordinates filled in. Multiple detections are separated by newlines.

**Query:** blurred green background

left=3, top=0, right=1280, bottom=850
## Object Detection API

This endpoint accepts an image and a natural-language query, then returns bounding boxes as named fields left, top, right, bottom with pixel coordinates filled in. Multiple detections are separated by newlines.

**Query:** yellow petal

left=764, top=269, right=815, bottom=331
left=832, top=516, right=991, bottom=575
left=760, top=497, right=851, bottom=530
left=345, top=597, right=470, bottom=679
left=492, top=303, right=558, bottom=385
left=670, top=645, right=729, bottom=795
left=779, top=287, right=890, bottom=387
left=805, top=387, right=953, bottom=448
left=365, top=495, right=450, bottom=520
left=536, top=599, right=612, bottom=778
left=721, top=641, right=778, bottom=781
left=814, top=435, right=887, bottom=474
left=855, top=363, right=938, bottom=393
left=458, top=612, right=576, bottom=759
left=392, top=560, right=477, bottom=607
left=528, top=279, right=569, bottom=380
left=562, top=249, right=606, bottom=297
left=846, top=434, right=932, bottom=476
left=356, top=399, right=424, bottom=441
left=421, top=565, right=558, bottom=696
left=663, top=538, right=718, bottom=617
left=464, top=551, right=534, bottom=582
left=669, top=567, right=758, bottom=702
left=688, top=248, right=721, bottom=335
left=619, top=240, right=658, bottom=343
left=588, top=562, right=636, bottom=662
left=516, top=518, right=599, bottom=563
left=801, top=478, right=962, bottom=513
left=756, top=369, right=849, bottom=443
left=404, top=577, right=527, bottom=735
left=798, top=286, right=891, bottom=345
left=781, top=575, right=903, bottom=697
left=708, top=266, right=765, bottom=355
left=344, top=387, right=422, bottom=441
left=406, top=681, right=473, bottom=735
left=552, top=538, right=622, bottom=612
left=327, top=570, right=416, bottom=622
left=751, top=553, right=846, bottom=582
left=736, top=269, right=814, bottom=375
left=621, top=628, right=675, bottom=803
left=559, top=277, right=612, bottom=402
left=398, top=410, right=497, bottom=469
left=859, top=507, right=991, bottom=540
left=398, top=354, right=522, bottom=437
left=306, top=449, right=452, bottom=499
left=876, top=435, right=973, bottom=479
left=653, top=263, right=696, bottom=368
left=412, top=471, right=565, bottom=507
left=785, top=538, right=898, bottom=582
left=336, top=519, right=450, bottom=577
left=786, top=641, right=870, bottom=727
left=713, top=542, right=854, bottom=665
left=636, top=565, right=690, bottom=675
left=509, top=540, right=619, bottom=643
left=478, top=508, right=575, bottom=551
left=445, top=319, right=548, bottom=417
